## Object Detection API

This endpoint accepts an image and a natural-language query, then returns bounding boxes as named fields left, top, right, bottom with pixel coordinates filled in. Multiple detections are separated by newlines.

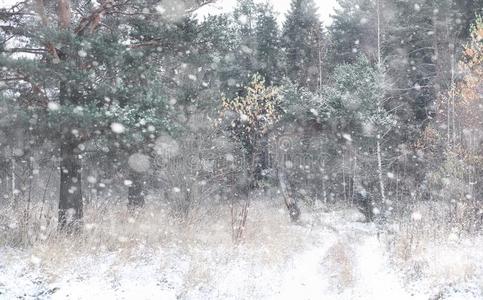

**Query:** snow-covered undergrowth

left=0, top=198, right=481, bottom=299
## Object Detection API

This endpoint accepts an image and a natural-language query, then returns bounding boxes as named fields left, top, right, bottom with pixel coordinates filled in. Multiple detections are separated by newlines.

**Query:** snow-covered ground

left=0, top=201, right=482, bottom=300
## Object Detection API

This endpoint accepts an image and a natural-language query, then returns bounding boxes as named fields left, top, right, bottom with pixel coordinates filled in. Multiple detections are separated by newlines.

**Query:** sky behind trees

left=0, top=0, right=338, bottom=25
left=196, top=0, right=338, bottom=24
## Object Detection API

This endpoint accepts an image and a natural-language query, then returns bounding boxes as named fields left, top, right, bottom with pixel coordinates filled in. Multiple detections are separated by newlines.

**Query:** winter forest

left=0, top=0, right=482, bottom=298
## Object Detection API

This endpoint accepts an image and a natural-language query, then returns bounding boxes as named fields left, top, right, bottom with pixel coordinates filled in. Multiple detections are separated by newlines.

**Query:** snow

left=110, top=122, right=125, bottom=134
left=78, top=50, right=87, bottom=58
left=127, top=153, right=150, bottom=173
left=1, top=204, right=481, bottom=300
left=47, top=102, right=60, bottom=111
left=342, top=133, right=352, bottom=142
left=411, top=211, right=422, bottom=221
left=154, top=135, right=180, bottom=158
left=352, top=236, right=420, bottom=300
left=87, top=176, right=97, bottom=184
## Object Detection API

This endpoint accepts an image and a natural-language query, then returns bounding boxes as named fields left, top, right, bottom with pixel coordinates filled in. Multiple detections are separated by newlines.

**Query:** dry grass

left=0, top=194, right=315, bottom=300
left=322, top=240, right=355, bottom=292
left=0, top=194, right=304, bottom=270
left=3, top=196, right=480, bottom=298
left=387, top=201, right=483, bottom=290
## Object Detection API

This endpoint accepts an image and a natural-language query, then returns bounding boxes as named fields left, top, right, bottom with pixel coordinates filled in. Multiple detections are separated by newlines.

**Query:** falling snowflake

left=111, top=122, right=125, bottom=134
left=128, top=153, right=151, bottom=173
left=48, top=102, right=60, bottom=111
left=78, top=50, right=87, bottom=58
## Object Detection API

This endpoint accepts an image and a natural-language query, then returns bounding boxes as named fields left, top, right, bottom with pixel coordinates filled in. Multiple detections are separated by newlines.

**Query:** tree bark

left=11, top=156, right=16, bottom=208
left=58, top=135, right=83, bottom=232
left=376, top=135, right=386, bottom=218
left=375, top=0, right=387, bottom=220
left=321, top=159, right=328, bottom=205
left=255, top=133, right=269, bottom=182
left=128, top=172, right=145, bottom=210
left=278, top=170, right=300, bottom=222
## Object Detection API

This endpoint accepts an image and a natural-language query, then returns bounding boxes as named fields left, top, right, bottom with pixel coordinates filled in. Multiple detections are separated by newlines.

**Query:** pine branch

left=0, top=0, right=31, bottom=19
left=2, top=48, right=47, bottom=54
left=184, top=0, right=216, bottom=14
left=0, top=77, right=27, bottom=82
left=75, top=0, right=131, bottom=36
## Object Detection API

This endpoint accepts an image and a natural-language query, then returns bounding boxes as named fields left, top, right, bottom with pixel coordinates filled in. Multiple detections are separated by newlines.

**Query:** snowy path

left=350, top=235, right=424, bottom=300
left=273, top=216, right=425, bottom=300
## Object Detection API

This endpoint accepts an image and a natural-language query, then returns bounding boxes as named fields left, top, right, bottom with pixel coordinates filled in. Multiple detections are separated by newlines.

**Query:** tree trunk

left=255, top=133, right=269, bottom=183
left=58, top=136, right=83, bottom=232
left=55, top=0, right=83, bottom=232
left=11, top=156, right=16, bottom=208
left=376, top=135, right=386, bottom=217
left=354, top=191, right=374, bottom=222
left=342, top=152, right=347, bottom=203
left=128, top=172, right=145, bottom=210
left=278, top=170, right=300, bottom=222
left=375, top=0, right=387, bottom=220
left=321, top=159, right=328, bottom=205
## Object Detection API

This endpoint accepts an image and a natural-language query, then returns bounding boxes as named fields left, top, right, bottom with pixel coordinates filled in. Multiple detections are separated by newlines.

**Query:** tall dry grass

left=386, top=201, right=483, bottom=290
left=0, top=194, right=305, bottom=266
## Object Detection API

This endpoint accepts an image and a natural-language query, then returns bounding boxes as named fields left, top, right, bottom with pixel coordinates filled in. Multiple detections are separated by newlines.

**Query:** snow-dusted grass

left=0, top=197, right=482, bottom=299
left=387, top=202, right=483, bottom=299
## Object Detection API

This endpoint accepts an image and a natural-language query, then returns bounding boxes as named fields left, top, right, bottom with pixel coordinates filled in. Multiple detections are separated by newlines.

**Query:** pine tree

left=282, top=0, right=324, bottom=91
left=233, top=0, right=259, bottom=86
left=0, top=0, right=216, bottom=231
left=329, top=0, right=378, bottom=64
left=385, top=0, right=477, bottom=125
left=320, top=56, right=395, bottom=220
left=255, top=3, right=281, bottom=84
